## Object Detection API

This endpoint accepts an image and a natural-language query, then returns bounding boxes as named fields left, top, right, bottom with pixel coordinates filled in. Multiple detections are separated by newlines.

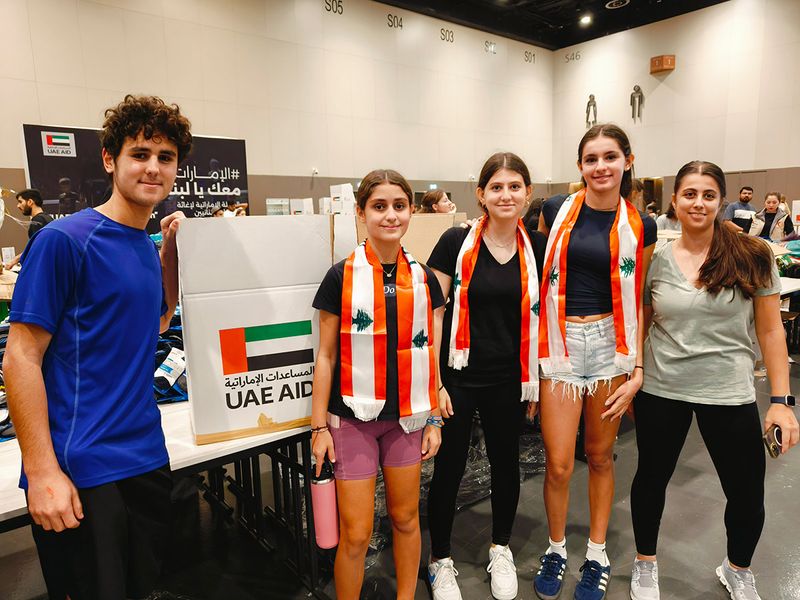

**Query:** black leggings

left=427, top=380, right=526, bottom=559
left=630, top=390, right=765, bottom=567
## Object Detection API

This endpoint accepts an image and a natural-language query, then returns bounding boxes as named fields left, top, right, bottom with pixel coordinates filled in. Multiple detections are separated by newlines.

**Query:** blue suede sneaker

left=534, top=552, right=567, bottom=599
left=573, top=559, right=610, bottom=600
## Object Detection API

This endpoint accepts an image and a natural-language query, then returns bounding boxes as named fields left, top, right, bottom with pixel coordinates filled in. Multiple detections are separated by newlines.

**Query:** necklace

left=382, top=263, right=397, bottom=278
left=484, top=232, right=516, bottom=249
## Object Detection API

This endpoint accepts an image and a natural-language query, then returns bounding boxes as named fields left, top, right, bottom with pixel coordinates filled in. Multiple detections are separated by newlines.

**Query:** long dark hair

left=476, top=152, right=532, bottom=214
left=578, top=123, right=634, bottom=199
left=674, top=161, right=773, bottom=299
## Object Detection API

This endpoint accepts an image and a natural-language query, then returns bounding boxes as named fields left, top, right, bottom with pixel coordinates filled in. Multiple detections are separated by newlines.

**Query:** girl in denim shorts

left=310, top=169, right=446, bottom=600
left=534, top=124, right=656, bottom=600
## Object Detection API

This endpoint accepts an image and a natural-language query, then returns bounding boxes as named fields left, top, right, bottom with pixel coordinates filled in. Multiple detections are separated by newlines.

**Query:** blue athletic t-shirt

left=10, top=208, right=169, bottom=489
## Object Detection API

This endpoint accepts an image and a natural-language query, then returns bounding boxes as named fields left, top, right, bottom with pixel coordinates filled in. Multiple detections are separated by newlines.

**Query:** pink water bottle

left=310, top=460, right=339, bottom=549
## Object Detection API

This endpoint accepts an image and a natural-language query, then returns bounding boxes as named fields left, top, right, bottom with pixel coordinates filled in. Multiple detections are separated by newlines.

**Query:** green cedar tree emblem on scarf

left=353, top=309, right=374, bottom=332
left=532, top=301, right=540, bottom=316
left=412, top=330, right=428, bottom=349
left=453, top=273, right=462, bottom=290
left=620, top=257, right=636, bottom=278
left=549, top=267, right=559, bottom=285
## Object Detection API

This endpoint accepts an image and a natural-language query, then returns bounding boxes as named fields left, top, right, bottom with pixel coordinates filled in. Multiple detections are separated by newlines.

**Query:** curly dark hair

left=99, top=94, right=193, bottom=164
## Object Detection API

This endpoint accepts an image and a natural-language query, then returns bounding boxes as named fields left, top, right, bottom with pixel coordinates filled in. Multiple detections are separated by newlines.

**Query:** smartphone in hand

left=763, top=424, right=782, bottom=459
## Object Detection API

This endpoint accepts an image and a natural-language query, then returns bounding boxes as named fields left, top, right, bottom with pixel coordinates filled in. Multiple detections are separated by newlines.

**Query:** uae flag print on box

left=219, top=321, right=314, bottom=375
left=180, top=285, right=320, bottom=445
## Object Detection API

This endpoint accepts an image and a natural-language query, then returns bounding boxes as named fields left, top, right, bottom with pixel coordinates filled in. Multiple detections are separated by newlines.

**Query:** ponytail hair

left=674, top=161, right=773, bottom=299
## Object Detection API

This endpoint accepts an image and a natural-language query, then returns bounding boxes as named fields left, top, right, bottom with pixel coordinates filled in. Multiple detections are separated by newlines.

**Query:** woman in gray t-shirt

left=628, top=161, right=799, bottom=600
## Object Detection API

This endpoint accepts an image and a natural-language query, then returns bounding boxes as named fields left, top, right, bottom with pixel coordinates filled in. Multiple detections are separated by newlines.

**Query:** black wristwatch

left=769, top=395, right=796, bottom=407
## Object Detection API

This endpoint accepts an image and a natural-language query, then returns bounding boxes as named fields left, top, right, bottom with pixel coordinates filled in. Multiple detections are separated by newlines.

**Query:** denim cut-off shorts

left=540, top=315, right=628, bottom=400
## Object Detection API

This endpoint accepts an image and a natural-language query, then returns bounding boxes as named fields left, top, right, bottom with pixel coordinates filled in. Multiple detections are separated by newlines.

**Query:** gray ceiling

left=375, top=0, right=729, bottom=50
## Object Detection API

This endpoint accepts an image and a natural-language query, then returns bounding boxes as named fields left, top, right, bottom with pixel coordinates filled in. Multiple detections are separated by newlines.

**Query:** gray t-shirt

left=655, top=214, right=681, bottom=232
left=642, top=243, right=780, bottom=405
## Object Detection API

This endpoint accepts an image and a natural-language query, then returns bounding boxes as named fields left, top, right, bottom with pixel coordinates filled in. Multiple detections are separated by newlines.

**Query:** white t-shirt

left=223, top=209, right=236, bottom=218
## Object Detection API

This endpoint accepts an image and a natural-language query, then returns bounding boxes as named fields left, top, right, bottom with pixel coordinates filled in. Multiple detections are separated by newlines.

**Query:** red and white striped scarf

left=538, top=190, right=644, bottom=375
left=449, top=216, right=539, bottom=401
left=340, top=241, right=436, bottom=433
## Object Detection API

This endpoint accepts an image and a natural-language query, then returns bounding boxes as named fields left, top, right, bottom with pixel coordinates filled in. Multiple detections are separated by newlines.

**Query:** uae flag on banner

left=46, top=134, right=71, bottom=147
left=219, top=321, right=314, bottom=375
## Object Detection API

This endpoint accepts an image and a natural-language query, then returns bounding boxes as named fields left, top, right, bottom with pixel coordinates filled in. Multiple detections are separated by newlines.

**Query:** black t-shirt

left=312, top=260, right=445, bottom=420
left=542, top=196, right=657, bottom=317
left=761, top=212, right=777, bottom=238
left=28, top=213, right=54, bottom=239
left=427, top=224, right=547, bottom=388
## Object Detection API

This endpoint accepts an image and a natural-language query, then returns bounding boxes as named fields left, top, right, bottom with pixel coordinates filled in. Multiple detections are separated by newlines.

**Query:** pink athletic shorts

left=327, top=414, right=423, bottom=480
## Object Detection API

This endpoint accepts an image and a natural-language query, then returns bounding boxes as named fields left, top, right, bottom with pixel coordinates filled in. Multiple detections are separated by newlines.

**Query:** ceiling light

left=579, top=14, right=592, bottom=26
left=605, top=0, right=630, bottom=8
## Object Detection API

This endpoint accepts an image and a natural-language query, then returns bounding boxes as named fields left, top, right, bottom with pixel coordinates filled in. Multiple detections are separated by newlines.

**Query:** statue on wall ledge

left=631, top=85, right=644, bottom=121
left=586, top=94, right=597, bottom=127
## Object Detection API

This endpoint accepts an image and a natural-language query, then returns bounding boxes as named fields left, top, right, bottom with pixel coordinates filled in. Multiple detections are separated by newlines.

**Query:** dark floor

left=3, top=367, right=800, bottom=600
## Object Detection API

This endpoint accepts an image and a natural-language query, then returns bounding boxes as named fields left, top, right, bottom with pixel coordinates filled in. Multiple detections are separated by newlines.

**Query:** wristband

left=311, top=426, right=329, bottom=433
left=426, top=416, right=444, bottom=428
left=634, top=366, right=643, bottom=371
left=438, top=384, right=444, bottom=391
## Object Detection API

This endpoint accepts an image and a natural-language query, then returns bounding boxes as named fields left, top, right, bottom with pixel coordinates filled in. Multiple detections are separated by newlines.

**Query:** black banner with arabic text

left=22, top=124, right=248, bottom=233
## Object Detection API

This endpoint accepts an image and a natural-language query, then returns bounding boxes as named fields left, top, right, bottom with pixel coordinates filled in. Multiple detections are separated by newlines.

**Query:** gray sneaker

left=630, top=559, right=659, bottom=600
left=716, top=559, right=762, bottom=600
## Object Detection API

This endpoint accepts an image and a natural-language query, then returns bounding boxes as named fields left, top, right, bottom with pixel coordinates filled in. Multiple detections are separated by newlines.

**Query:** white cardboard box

left=177, top=216, right=331, bottom=444
left=178, top=216, right=331, bottom=295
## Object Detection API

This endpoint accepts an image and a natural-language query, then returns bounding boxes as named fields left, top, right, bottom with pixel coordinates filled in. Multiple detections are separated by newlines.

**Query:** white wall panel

left=27, top=0, right=85, bottom=87
left=0, top=0, right=36, bottom=81
left=163, top=19, right=205, bottom=99
left=78, top=1, right=128, bottom=92
left=552, top=0, right=800, bottom=180
left=0, top=78, right=40, bottom=168
left=124, top=10, right=169, bottom=98
left=325, top=114, right=354, bottom=176
left=238, top=103, right=272, bottom=175
left=30, top=0, right=800, bottom=186
left=36, top=82, right=90, bottom=127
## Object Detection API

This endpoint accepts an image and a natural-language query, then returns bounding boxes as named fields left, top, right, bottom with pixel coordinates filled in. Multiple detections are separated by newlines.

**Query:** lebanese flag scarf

left=449, top=216, right=539, bottom=402
left=538, top=189, right=644, bottom=376
left=340, top=241, right=436, bottom=433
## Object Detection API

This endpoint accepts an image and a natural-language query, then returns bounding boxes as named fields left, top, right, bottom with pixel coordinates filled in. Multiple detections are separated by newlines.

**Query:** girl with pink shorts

left=310, top=169, right=446, bottom=600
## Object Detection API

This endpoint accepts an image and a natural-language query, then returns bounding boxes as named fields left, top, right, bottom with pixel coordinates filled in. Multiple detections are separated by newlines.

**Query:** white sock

left=547, top=537, right=567, bottom=559
left=586, top=539, right=609, bottom=567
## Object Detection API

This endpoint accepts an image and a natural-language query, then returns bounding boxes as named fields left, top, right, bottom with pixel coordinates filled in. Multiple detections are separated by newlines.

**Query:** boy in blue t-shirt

left=3, top=94, right=192, bottom=600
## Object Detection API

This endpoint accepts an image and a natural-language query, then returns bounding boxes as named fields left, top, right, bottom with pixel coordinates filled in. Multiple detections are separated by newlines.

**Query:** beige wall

left=0, top=0, right=553, bottom=182
left=553, top=0, right=800, bottom=182
left=2, top=0, right=798, bottom=238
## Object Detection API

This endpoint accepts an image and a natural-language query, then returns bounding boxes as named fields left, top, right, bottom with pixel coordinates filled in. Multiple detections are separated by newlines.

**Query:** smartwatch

left=769, top=395, right=796, bottom=407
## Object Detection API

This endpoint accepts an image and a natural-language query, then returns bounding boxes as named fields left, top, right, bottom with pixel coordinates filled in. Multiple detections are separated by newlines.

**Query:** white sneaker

left=428, top=557, right=463, bottom=600
left=487, top=545, right=518, bottom=600
left=630, top=559, right=660, bottom=600
left=716, top=558, right=762, bottom=600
